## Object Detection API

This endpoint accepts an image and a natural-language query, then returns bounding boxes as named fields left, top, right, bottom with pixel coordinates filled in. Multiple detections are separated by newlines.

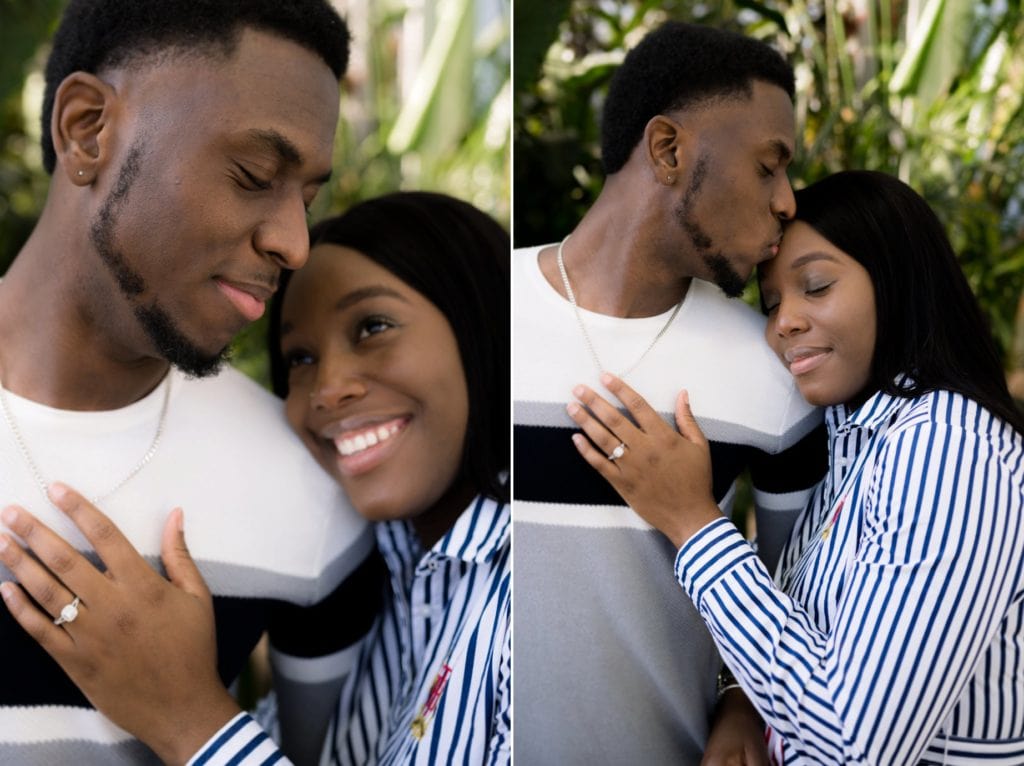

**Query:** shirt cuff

left=187, top=712, right=287, bottom=766
left=674, top=517, right=757, bottom=610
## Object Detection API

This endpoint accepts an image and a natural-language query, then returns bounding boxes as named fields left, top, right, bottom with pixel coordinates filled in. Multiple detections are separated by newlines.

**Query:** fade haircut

left=600, top=22, right=794, bottom=175
left=787, top=171, right=1024, bottom=435
left=41, top=0, right=350, bottom=174
left=269, top=193, right=511, bottom=504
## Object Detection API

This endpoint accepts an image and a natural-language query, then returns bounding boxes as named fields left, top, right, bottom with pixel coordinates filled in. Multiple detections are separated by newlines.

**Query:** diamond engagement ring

left=607, top=443, right=627, bottom=461
left=54, top=596, right=81, bottom=626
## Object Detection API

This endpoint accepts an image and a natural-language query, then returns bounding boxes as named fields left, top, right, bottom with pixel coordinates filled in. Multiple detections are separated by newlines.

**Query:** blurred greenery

left=0, top=0, right=510, bottom=388
left=514, top=0, right=1024, bottom=376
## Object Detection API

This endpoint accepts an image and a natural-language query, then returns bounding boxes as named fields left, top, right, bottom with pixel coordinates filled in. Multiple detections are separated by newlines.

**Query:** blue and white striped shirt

left=676, top=388, right=1024, bottom=765
left=189, top=494, right=511, bottom=766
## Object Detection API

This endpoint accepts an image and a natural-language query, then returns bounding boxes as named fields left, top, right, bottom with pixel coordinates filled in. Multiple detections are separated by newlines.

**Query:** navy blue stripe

left=192, top=715, right=252, bottom=765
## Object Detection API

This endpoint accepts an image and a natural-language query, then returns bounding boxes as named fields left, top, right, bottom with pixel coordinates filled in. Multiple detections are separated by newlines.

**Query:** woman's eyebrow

left=790, top=251, right=841, bottom=269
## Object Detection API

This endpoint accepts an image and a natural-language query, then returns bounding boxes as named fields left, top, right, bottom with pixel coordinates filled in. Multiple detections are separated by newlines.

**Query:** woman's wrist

left=665, top=499, right=723, bottom=549
left=154, top=689, right=243, bottom=766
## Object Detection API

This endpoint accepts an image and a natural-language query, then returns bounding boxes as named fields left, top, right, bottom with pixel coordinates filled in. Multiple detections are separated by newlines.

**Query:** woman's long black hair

left=789, top=170, right=1024, bottom=434
left=268, top=191, right=510, bottom=502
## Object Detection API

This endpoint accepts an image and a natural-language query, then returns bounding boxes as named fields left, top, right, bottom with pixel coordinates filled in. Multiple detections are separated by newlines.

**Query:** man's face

left=669, top=81, right=796, bottom=297
left=86, top=28, right=340, bottom=374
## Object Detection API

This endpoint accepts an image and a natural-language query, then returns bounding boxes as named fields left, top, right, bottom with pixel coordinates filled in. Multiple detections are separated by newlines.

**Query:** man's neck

left=0, top=234, right=170, bottom=412
left=538, top=182, right=691, bottom=318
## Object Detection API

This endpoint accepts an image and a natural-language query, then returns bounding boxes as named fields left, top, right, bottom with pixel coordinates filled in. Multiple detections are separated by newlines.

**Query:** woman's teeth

left=334, top=422, right=402, bottom=456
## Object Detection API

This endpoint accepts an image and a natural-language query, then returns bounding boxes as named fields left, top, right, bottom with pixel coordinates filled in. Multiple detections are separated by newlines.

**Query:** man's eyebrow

left=245, top=129, right=332, bottom=184
left=768, top=139, right=793, bottom=163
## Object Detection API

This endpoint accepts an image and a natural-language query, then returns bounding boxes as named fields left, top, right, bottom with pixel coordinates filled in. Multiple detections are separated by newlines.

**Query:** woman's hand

left=701, top=689, right=770, bottom=766
left=0, top=483, right=241, bottom=766
left=567, top=372, right=723, bottom=549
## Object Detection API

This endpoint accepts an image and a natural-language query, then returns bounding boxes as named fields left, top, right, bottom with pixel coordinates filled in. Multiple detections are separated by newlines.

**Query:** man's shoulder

left=167, top=366, right=329, bottom=485
left=171, top=365, right=291, bottom=433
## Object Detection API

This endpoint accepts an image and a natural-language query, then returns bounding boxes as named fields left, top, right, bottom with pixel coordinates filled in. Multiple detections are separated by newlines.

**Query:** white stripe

left=516, top=490, right=735, bottom=531
left=753, top=486, right=813, bottom=513
left=0, top=706, right=132, bottom=744
left=270, top=643, right=361, bottom=684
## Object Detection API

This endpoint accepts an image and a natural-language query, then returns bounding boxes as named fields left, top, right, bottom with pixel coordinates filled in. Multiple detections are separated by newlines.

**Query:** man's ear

left=51, top=71, right=118, bottom=186
left=643, top=114, right=690, bottom=187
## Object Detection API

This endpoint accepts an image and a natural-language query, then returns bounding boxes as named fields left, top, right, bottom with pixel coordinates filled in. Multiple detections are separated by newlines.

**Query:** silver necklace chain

left=556, top=234, right=684, bottom=379
left=0, top=374, right=172, bottom=506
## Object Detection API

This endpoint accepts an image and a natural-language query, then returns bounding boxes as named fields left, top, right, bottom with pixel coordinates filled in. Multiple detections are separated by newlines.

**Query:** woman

left=0, top=191, right=510, bottom=765
left=568, top=171, right=1024, bottom=764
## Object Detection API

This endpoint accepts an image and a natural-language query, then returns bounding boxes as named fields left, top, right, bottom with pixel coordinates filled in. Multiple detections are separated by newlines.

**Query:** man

left=513, top=22, right=826, bottom=764
left=0, top=2, right=376, bottom=764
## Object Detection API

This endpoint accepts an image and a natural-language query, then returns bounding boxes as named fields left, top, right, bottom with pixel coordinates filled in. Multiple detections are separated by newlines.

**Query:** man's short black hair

left=41, top=0, right=350, bottom=174
left=600, top=22, right=794, bottom=175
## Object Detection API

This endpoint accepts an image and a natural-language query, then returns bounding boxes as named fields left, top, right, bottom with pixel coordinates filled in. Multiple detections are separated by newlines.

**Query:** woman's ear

left=643, top=113, right=691, bottom=187
left=51, top=71, right=118, bottom=186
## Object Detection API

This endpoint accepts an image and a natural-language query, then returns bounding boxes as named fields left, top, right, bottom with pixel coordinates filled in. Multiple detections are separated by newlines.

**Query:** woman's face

left=279, top=243, right=470, bottom=530
left=759, top=221, right=877, bottom=407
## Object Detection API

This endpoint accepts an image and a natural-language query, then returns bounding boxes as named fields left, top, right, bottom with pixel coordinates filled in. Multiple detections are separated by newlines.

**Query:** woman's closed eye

left=805, top=281, right=834, bottom=296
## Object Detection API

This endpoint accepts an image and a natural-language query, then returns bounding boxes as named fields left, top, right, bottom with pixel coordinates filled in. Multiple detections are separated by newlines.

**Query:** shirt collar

left=375, top=494, right=509, bottom=572
left=826, top=385, right=913, bottom=436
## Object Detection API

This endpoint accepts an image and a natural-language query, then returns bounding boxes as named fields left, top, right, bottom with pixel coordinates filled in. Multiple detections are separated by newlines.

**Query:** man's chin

left=702, top=254, right=747, bottom=298
left=135, top=304, right=229, bottom=378
left=169, top=348, right=229, bottom=379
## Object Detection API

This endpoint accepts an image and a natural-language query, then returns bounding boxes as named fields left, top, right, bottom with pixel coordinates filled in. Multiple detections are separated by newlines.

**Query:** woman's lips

left=322, top=416, right=410, bottom=477
left=785, top=347, right=831, bottom=376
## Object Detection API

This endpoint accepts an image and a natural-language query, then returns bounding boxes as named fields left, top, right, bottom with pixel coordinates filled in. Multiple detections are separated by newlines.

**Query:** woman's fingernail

left=0, top=582, right=12, bottom=601
left=48, top=483, right=69, bottom=502
left=572, top=385, right=584, bottom=398
left=572, top=434, right=584, bottom=447
left=600, top=372, right=613, bottom=386
left=1, top=507, right=17, bottom=526
left=566, top=403, right=579, bottom=416
left=0, top=536, right=8, bottom=553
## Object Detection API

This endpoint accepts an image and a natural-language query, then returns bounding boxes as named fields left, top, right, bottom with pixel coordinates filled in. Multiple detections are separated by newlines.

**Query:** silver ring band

left=607, top=443, right=626, bottom=461
left=54, top=596, right=81, bottom=626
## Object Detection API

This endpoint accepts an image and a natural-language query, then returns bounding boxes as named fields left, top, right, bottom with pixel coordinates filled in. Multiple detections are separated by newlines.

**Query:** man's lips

left=215, top=278, right=274, bottom=322
left=784, top=346, right=831, bottom=376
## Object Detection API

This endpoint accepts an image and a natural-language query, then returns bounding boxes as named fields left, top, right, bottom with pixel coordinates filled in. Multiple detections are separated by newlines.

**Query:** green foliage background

left=514, top=0, right=1024, bottom=376
left=0, top=0, right=510, bottom=387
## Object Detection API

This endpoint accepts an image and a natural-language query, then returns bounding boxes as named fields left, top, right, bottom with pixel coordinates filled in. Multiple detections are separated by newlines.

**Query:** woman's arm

left=0, top=483, right=243, bottom=765
left=682, top=421, right=1024, bottom=764
left=570, top=377, right=1024, bottom=764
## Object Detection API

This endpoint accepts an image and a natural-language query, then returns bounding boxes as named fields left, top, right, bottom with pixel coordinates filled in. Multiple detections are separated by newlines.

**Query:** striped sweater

left=513, top=245, right=825, bottom=764
left=0, top=366, right=374, bottom=764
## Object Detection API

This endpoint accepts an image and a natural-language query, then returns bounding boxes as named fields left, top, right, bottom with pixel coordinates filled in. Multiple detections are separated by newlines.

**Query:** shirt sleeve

left=267, top=548, right=386, bottom=763
left=676, top=423, right=1024, bottom=765
left=186, top=713, right=291, bottom=766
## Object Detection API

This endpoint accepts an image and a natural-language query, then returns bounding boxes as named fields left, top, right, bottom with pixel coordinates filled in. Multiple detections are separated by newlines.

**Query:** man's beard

left=89, top=141, right=228, bottom=378
left=674, top=154, right=747, bottom=299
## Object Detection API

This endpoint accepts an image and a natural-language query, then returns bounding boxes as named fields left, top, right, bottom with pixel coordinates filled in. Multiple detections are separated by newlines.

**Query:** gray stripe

left=515, top=398, right=821, bottom=454
left=0, top=738, right=159, bottom=765
left=0, top=525, right=376, bottom=605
